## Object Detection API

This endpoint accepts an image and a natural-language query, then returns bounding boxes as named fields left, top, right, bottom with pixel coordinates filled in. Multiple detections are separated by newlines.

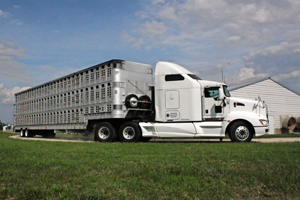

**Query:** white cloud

left=243, top=41, right=300, bottom=74
left=0, top=84, right=30, bottom=104
left=13, top=5, right=21, bottom=9
left=0, top=10, right=10, bottom=18
left=0, top=9, right=23, bottom=26
left=226, top=36, right=241, bottom=42
left=0, top=42, right=32, bottom=83
left=141, top=21, right=168, bottom=37
left=152, top=0, right=165, bottom=5
left=10, top=19, right=23, bottom=26
left=126, top=0, right=300, bottom=49
left=244, top=41, right=300, bottom=59
left=239, top=40, right=300, bottom=91
left=273, top=70, right=300, bottom=81
left=124, top=0, right=300, bottom=93
left=122, top=33, right=144, bottom=48
left=226, top=67, right=268, bottom=84
left=157, top=5, right=177, bottom=21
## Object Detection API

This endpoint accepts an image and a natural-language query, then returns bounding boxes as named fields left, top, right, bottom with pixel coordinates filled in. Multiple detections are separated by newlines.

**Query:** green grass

left=1, top=132, right=300, bottom=199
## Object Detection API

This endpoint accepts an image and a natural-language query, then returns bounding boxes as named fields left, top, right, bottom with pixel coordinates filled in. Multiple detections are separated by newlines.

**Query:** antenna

left=221, top=70, right=224, bottom=82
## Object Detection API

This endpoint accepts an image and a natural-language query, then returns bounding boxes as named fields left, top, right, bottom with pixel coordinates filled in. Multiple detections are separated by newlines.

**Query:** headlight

left=259, top=119, right=268, bottom=126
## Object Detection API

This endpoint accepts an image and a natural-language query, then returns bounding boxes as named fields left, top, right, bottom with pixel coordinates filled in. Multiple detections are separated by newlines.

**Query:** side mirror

left=218, top=87, right=225, bottom=100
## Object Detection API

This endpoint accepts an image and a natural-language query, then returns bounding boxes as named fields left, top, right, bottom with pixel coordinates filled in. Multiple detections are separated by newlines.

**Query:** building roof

left=228, top=77, right=300, bottom=96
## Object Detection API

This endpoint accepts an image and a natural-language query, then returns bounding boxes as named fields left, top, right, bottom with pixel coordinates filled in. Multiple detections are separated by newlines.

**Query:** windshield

left=188, top=74, right=201, bottom=80
left=223, top=85, right=231, bottom=97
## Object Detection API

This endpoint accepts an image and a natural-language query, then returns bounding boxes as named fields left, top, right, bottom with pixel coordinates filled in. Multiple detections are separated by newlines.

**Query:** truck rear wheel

left=94, top=122, right=117, bottom=142
left=229, top=121, right=253, bottom=142
left=119, top=122, right=141, bottom=142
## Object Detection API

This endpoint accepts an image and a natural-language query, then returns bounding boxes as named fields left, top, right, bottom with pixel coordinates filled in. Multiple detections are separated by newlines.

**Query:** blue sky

left=1, top=0, right=300, bottom=124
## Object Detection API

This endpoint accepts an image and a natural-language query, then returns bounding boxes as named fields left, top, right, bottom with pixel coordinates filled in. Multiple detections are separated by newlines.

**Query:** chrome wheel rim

left=25, top=130, right=28, bottom=137
left=98, top=127, right=110, bottom=139
left=129, top=97, right=138, bottom=108
left=20, top=130, right=24, bottom=137
left=123, top=126, right=135, bottom=140
left=235, top=126, right=250, bottom=141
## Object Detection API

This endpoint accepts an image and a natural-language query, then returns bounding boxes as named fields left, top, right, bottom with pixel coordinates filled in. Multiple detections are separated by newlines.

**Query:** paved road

left=10, top=135, right=300, bottom=143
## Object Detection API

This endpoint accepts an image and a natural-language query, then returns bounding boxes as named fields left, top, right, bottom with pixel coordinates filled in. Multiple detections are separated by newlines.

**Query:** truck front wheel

left=119, top=122, right=141, bottom=142
left=229, top=121, right=253, bottom=142
left=94, top=122, right=117, bottom=142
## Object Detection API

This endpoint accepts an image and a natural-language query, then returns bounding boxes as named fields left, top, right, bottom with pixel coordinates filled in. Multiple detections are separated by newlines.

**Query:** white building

left=228, top=77, right=300, bottom=134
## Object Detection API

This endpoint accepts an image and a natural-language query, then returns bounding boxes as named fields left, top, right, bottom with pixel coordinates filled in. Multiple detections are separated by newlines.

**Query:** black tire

left=20, top=130, right=25, bottom=137
left=138, top=95, right=151, bottom=109
left=119, top=122, right=141, bottom=142
left=229, top=121, right=253, bottom=142
left=125, top=94, right=138, bottom=108
left=25, top=130, right=33, bottom=137
left=94, top=122, right=117, bottom=142
left=227, top=132, right=232, bottom=141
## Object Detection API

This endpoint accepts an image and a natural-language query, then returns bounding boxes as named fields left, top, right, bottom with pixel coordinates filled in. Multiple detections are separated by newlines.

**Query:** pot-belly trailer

left=14, top=59, right=269, bottom=142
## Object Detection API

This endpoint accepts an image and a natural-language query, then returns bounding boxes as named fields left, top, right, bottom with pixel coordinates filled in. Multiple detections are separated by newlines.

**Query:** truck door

left=202, top=87, right=224, bottom=119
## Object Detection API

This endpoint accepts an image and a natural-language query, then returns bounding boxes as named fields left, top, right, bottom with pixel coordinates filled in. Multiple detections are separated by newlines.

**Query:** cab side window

left=165, top=74, right=184, bottom=81
left=204, top=87, right=219, bottom=98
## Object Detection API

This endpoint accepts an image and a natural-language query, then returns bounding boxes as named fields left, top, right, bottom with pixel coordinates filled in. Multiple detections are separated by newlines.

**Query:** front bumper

left=254, top=126, right=269, bottom=137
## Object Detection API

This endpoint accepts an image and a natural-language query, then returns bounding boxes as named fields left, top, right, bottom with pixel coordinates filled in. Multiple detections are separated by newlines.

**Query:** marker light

left=259, top=119, right=268, bottom=126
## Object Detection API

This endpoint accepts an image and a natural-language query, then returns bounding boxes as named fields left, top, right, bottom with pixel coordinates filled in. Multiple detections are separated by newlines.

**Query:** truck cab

left=139, top=61, right=269, bottom=142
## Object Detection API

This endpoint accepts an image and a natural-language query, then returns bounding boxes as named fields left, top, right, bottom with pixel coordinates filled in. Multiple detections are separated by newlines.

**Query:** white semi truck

left=14, top=59, right=269, bottom=142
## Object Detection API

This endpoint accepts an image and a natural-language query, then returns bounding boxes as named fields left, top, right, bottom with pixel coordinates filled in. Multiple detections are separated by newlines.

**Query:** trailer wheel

left=125, top=94, right=138, bottom=108
left=94, top=122, right=117, bottom=142
left=25, top=130, right=33, bottom=137
left=20, top=130, right=25, bottom=137
left=229, top=121, right=253, bottom=142
left=138, top=95, right=151, bottom=109
left=119, top=122, right=141, bottom=142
